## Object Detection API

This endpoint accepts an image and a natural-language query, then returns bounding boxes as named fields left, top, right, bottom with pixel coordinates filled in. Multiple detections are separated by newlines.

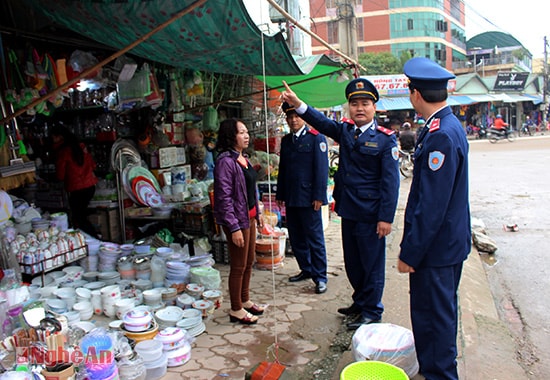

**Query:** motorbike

left=399, top=149, right=414, bottom=178
left=329, top=144, right=339, bottom=167
left=519, top=122, right=535, bottom=137
left=474, top=124, right=488, bottom=139
left=488, top=126, right=516, bottom=143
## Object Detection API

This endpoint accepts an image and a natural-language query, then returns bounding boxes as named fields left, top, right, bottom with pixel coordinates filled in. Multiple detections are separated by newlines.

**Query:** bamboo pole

left=265, top=0, right=366, bottom=72
left=0, top=0, right=208, bottom=125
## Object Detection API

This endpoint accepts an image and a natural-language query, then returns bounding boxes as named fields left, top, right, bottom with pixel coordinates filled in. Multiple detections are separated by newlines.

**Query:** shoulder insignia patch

left=307, top=128, right=319, bottom=136
left=429, top=118, right=440, bottom=133
left=376, top=126, right=395, bottom=135
left=319, top=141, right=327, bottom=152
left=428, top=151, right=445, bottom=171
left=391, top=146, right=399, bottom=161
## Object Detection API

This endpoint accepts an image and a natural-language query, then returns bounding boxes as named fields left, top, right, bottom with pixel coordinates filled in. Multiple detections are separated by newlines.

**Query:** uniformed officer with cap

left=276, top=102, right=329, bottom=294
left=281, top=78, right=400, bottom=330
left=398, top=57, right=471, bottom=380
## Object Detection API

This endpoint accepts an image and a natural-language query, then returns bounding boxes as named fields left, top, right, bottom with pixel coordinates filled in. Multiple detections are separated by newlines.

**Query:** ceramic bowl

left=185, top=283, right=204, bottom=298
left=84, top=281, right=106, bottom=290
left=62, top=265, right=84, bottom=281
left=46, top=298, right=67, bottom=314
left=122, top=319, right=159, bottom=343
left=82, top=272, right=99, bottom=282
left=154, top=327, right=186, bottom=349
left=123, top=309, right=153, bottom=332
left=73, top=301, right=94, bottom=321
left=100, top=284, right=121, bottom=299
left=142, top=289, right=162, bottom=305
left=70, top=321, right=96, bottom=333
left=75, top=287, right=92, bottom=301
left=165, top=342, right=191, bottom=367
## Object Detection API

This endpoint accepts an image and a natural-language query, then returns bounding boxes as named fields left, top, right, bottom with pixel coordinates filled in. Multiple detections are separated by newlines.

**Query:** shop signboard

left=364, top=74, right=456, bottom=96
left=493, top=72, right=529, bottom=91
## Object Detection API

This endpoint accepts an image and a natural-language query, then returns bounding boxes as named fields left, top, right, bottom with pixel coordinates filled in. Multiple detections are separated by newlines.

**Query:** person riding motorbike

left=493, top=114, right=508, bottom=130
left=398, top=122, right=416, bottom=152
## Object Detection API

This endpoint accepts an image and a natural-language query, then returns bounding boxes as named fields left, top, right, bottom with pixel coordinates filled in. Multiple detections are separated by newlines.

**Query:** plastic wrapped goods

left=352, top=323, right=419, bottom=378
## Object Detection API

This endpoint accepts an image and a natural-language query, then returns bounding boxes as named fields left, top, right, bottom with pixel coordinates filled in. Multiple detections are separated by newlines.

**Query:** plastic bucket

left=340, top=361, right=408, bottom=380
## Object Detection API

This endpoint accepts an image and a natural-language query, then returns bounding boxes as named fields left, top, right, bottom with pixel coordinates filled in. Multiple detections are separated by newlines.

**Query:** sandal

left=229, top=312, right=258, bottom=325
left=244, top=303, right=265, bottom=316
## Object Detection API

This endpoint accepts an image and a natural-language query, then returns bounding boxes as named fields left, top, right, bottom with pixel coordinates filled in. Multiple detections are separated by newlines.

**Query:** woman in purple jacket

left=213, top=118, right=264, bottom=324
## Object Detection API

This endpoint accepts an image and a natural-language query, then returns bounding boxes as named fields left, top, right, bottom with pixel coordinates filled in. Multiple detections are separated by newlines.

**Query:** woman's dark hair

left=215, top=118, right=243, bottom=152
left=50, top=124, right=85, bottom=166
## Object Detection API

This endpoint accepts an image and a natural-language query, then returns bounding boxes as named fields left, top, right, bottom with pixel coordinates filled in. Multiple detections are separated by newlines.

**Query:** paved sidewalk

left=158, top=178, right=526, bottom=379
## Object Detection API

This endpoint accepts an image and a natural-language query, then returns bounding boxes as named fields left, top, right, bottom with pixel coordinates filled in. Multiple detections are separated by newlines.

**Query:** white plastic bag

left=352, top=323, right=419, bottom=378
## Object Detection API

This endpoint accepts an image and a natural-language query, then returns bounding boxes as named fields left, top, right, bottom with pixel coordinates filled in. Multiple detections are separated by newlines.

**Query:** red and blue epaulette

left=341, top=117, right=355, bottom=125
left=376, top=126, right=395, bottom=135
left=307, top=128, right=319, bottom=135
left=429, top=118, right=440, bottom=132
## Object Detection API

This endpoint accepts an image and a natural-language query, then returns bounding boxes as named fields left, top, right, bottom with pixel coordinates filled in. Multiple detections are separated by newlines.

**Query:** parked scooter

left=399, top=149, right=414, bottom=178
left=475, top=124, right=488, bottom=139
left=488, top=126, right=516, bottom=143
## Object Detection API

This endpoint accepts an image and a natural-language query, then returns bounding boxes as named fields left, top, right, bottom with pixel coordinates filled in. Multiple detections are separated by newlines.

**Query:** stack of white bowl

left=142, top=289, right=163, bottom=308
left=153, top=327, right=192, bottom=367
left=62, top=265, right=84, bottom=282
left=63, top=310, right=81, bottom=325
left=75, top=287, right=92, bottom=303
left=54, top=287, right=76, bottom=309
left=123, top=309, right=154, bottom=332
left=101, top=285, right=121, bottom=318
left=115, top=298, right=135, bottom=320
left=73, top=301, right=94, bottom=321
left=99, top=243, right=121, bottom=272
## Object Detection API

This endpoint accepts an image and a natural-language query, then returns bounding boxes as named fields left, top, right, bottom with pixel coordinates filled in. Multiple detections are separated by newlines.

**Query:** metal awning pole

left=0, top=0, right=207, bottom=125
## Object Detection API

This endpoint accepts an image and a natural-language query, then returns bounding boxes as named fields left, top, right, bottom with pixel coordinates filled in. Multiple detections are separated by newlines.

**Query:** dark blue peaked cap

left=282, top=102, right=297, bottom=115
left=345, top=78, right=379, bottom=102
left=404, top=57, right=455, bottom=90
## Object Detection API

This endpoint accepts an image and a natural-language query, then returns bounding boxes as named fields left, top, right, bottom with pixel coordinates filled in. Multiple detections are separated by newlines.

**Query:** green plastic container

left=340, top=361, right=408, bottom=380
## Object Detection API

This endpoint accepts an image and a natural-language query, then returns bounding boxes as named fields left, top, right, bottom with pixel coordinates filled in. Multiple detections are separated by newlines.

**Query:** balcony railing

left=453, top=55, right=531, bottom=72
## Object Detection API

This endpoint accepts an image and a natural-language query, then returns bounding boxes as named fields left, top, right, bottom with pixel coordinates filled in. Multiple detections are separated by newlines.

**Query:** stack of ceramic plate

left=155, top=306, right=185, bottom=330
left=122, top=165, right=163, bottom=207
left=98, top=271, right=121, bottom=285
left=183, top=253, right=214, bottom=268
left=175, top=309, right=205, bottom=337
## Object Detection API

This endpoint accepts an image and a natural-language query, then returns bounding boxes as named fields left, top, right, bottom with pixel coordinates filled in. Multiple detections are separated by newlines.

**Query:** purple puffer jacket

left=213, top=150, right=260, bottom=233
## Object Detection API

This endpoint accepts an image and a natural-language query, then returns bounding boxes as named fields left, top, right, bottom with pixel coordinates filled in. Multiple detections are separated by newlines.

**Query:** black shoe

left=289, top=272, right=311, bottom=282
left=337, top=303, right=360, bottom=316
left=315, top=281, right=327, bottom=294
left=346, top=314, right=381, bottom=331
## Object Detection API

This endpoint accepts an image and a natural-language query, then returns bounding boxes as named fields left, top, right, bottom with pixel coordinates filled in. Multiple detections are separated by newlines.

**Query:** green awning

left=261, top=55, right=349, bottom=108
left=22, top=0, right=314, bottom=76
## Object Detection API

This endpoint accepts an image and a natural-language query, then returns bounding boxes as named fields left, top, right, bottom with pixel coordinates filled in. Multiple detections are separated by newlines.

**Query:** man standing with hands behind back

left=276, top=102, right=329, bottom=294
left=398, top=57, right=471, bottom=380
left=281, top=78, right=400, bottom=330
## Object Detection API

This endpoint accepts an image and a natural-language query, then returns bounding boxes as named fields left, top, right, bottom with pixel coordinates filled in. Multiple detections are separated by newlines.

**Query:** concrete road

left=469, top=135, right=550, bottom=378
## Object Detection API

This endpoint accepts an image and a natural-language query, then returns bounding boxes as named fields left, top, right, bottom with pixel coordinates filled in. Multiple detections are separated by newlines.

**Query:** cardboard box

left=41, top=364, right=75, bottom=380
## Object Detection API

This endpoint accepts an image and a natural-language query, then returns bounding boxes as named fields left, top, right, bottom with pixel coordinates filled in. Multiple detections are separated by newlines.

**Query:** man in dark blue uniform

left=281, top=78, right=400, bottom=330
left=276, top=102, right=329, bottom=294
left=398, top=57, right=471, bottom=380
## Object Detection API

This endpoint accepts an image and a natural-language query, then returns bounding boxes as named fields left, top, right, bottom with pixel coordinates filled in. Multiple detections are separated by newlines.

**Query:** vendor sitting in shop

left=51, top=124, right=98, bottom=238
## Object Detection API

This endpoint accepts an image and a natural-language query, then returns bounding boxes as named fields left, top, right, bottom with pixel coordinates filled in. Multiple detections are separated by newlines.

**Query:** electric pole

left=337, top=0, right=358, bottom=63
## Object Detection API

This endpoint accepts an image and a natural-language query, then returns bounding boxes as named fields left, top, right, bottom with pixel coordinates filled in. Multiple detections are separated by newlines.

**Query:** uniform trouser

left=68, top=185, right=97, bottom=238
left=341, top=218, right=385, bottom=320
left=285, top=206, right=327, bottom=283
left=223, top=219, right=256, bottom=312
left=409, top=263, right=463, bottom=380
